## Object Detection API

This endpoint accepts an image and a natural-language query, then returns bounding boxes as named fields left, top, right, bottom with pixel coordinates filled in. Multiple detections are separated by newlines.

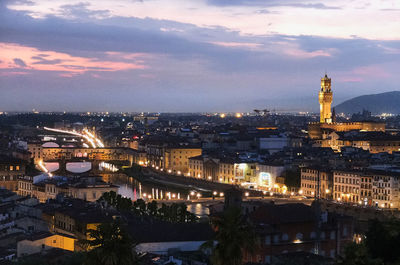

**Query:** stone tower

left=319, top=74, right=333, bottom=123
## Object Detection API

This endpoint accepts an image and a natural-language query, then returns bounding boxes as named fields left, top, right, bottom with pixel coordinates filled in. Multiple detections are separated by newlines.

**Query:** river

left=107, top=173, right=210, bottom=217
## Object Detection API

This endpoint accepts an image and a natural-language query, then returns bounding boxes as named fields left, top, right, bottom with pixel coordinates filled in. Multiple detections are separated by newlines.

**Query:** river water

left=107, top=173, right=210, bottom=217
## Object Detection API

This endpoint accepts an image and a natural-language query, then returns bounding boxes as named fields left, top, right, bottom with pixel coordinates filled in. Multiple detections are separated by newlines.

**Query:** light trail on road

left=43, top=127, right=104, bottom=148
left=37, top=160, right=53, bottom=177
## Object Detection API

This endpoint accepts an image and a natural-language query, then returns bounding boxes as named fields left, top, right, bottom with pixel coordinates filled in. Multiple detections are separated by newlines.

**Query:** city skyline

left=1, top=0, right=400, bottom=112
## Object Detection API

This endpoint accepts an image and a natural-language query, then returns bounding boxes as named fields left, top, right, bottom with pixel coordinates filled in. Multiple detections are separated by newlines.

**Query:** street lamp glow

left=245, top=192, right=249, bottom=197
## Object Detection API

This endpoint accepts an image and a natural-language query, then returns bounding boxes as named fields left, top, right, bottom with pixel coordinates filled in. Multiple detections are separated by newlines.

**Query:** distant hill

left=335, top=91, right=400, bottom=115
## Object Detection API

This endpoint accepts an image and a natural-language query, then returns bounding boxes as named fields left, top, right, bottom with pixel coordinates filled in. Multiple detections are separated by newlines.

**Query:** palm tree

left=81, top=220, right=138, bottom=265
left=205, top=207, right=257, bottom=265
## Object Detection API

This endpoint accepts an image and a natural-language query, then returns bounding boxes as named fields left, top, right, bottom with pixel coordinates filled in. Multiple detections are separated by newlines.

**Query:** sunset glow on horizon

left=1, top=0, right=399, bottom=112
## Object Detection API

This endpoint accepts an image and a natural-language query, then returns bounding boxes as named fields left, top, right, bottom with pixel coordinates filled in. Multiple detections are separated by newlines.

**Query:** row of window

left=264, top=230, right=340, bottom=245
left=335, top=177, right=359, bottom=185
left=0, top=165, right=20, bottom=171
left=334, top=185, right=359, bottom=193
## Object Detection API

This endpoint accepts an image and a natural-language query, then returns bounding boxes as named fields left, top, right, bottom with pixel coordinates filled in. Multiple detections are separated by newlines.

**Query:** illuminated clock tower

left=319, top=74, right=333, bottom=123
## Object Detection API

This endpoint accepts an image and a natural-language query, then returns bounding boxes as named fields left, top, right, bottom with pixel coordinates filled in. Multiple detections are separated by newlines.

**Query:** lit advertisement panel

left=259, top=172, right=271, bottom=187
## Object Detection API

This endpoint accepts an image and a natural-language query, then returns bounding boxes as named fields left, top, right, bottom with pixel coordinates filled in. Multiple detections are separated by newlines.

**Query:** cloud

left=13, top=57, right=27, bottom=67
left=58, top=2, right=111, bottom=19
left=206, top=0, right=340, bottom=9
left=1, top=43, right=147, bottom=75
left=210, top=41, right=263, bottom=49
left=286, top=3, right=341, bottom=9
left=0, top=1, right=400, bottom=112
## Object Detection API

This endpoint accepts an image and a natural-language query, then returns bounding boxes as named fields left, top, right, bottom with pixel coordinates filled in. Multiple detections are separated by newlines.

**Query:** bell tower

left=319, top=74, right=333, bottom=123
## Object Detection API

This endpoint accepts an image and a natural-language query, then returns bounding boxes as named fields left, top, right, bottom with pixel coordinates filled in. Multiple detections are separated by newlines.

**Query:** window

left=296, top=233, right=303, bottom=240
left=265, top=235, right=271, bottom=245
left=343, top=226, right=348, bottom=237
left=273, top=235, right=279, bottom=243
left=310, top=231, right=316, bottom=239
left=282, top=233, right=289, bottom=241
left=330, top=231, right=336, bottom=240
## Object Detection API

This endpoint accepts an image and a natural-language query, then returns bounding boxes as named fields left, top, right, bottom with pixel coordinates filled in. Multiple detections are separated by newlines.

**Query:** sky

left=0, top=0, right=399, bottom=112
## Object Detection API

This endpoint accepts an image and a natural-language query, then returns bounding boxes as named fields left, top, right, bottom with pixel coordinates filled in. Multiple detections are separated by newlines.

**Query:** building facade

left=300, top=168, right=333, bottom=199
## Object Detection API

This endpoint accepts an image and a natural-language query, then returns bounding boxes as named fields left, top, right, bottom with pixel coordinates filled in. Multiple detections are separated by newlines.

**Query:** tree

left=365, top=219, right=400, bottom=264
left=98, top=193, right=197, bottom=223
left=99, top=191, right=132, bottom=211
left=283, top=168, right=301, bottom=188
left=337, top=219, right=400, bottom=265
left=80, top=220, right=138, bottom=265
left=133, top=199, right=147, bottom=216
left=146, top=200, right=158, bottom=216
left=204, top=207, right=257, bottom=265
left=337, top=242, right=383, bottom=265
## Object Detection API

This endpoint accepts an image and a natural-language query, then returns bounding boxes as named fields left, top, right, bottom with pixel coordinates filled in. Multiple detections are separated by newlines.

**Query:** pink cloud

left=0, top=43, right=147, bottom=76
left=0, top=71, right=29, bottom=77
left=336, top=65, right=391, bottom=82
left=210, top=41, right=263, bottom=49
left=352, top=65, right=391, bottom=78
left=284, top=48, right=335, bottom=58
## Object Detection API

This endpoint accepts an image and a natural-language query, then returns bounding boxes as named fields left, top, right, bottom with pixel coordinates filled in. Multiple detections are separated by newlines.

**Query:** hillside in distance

left=335, top=91, right=400, bottom=115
